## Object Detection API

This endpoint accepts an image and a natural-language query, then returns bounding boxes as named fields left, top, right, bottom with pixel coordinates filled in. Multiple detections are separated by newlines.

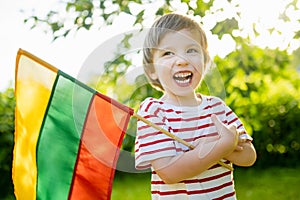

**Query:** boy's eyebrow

left=152, top=46, right=174, bottom=53
left=157, top=43, right=201, bottom=51
left=188, top=43, right=202, bottom=48
left=155, top=46, right=173, bottom=51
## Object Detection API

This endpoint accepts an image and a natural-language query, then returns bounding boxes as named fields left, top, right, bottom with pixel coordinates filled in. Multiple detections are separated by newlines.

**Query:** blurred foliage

left=0, top=88, right=15, bottom=199
left=22, top=0, right=233, bottom=39
left=212, top=40, right=300, bottom=168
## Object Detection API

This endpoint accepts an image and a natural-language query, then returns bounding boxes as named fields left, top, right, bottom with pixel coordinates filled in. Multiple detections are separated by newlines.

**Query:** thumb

left=211, top=114, right=237, bottom=136
left=211, top=114, right=225, bottom=133
left=211, top=114, right=239, bottom=149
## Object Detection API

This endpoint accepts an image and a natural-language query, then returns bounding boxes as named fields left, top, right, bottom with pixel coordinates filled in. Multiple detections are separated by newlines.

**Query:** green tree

left=211, top=41, right=300, bottom=167
left=0, top=88, right=15, bottom=199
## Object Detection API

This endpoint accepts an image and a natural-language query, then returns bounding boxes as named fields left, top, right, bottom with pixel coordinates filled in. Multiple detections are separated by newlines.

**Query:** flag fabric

left=13, top=49, right=133, bottom=200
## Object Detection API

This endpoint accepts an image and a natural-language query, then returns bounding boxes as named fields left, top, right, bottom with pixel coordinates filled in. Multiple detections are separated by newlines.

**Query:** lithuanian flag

left=13, top=49, right=133, bottom=200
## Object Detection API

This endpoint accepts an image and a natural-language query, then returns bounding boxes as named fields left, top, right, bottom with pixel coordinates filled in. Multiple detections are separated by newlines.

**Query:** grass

left=112, top=167, right=300, bottom=200
left=234, top=167, right=300, bottom=199
left=111, top=172, right=151, bottom=200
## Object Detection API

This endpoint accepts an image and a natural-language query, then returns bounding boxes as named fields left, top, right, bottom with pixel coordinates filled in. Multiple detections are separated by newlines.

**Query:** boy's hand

left=211, top=114, right=239, bottom=155
left=235, top=134, right=249, bottom=151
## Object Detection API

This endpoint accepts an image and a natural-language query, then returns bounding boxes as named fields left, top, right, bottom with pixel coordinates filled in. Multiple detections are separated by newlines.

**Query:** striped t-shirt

left=135, top=95, right=251, bottom=200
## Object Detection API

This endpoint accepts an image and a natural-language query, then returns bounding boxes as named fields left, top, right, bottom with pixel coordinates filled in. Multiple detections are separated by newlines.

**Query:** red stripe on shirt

left=226, top=110, right=233, bottom=116
left=151, top=171, right=231, bottom=185
left=135, top=146, right=175, bottom=161
left=137, top=131, right=165, bottom=140
left=212, top=191, right=236, bottom=200
left=151, top=181, right=233, bottom=196
left=160, top=111, right=225, bottom=123
left=172, top=123, right=213, bottom=133
left=154, top=107, right=183, bottom=116
left=228, top=117, right=238, bottom=125
left=138, top=122, right=165, bottom=131
left=209, top=160, right=231, bottom=170
left=136, top=138, right=174, bottom=149
left=203, top=101, right=222, bottom=110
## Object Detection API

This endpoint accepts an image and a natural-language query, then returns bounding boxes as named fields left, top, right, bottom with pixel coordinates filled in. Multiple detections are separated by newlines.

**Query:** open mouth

left=173, top=71, right=193, bottom=85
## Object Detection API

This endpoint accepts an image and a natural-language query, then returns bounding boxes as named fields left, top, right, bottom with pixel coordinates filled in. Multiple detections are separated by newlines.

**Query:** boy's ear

left=149, top=71, right=158, bottom=80
left=145, top=66, right=158, bottom=80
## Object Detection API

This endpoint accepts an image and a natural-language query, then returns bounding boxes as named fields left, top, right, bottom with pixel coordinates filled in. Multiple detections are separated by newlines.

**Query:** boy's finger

left=228, top=124, right=237, bottom=133
left=235, top=145, right=244, bottom=151
left=212, top=114, right=239, bottom=146
left=211, top=114, right=224, bottom=130
left=211, top=114, right=236, bottom=135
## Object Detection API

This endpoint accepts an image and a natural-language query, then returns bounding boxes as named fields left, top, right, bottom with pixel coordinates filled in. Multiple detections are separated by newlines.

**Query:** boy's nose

left=175, top=55, right=188, bottom=67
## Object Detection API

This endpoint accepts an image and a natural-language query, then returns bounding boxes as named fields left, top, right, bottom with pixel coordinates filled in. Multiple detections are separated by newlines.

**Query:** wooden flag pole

left=133, top=113, right=234, bottom=171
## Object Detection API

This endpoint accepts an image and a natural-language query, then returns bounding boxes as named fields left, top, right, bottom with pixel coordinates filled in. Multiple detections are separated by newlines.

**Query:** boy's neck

left=160, top=93, right=202, bottom=107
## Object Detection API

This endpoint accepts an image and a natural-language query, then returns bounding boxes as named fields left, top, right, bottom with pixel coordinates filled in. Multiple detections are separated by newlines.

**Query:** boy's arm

left=225, top=140, right=256, bottom=167
left=151, top=115, right=238, bottom=184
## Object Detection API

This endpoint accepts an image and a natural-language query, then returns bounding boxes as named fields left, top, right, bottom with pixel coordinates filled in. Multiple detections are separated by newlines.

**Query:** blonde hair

left=143, top=13, right=211, bottom=91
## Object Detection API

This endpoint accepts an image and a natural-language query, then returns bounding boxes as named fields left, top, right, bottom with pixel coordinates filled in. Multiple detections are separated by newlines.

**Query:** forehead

left=158, top=29, right=201, bottom=48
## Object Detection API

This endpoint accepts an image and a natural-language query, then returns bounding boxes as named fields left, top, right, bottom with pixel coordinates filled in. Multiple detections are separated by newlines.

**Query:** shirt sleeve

left=135, top=98, right=177, bottom=170
left=224, top=103, right=253, bottom=141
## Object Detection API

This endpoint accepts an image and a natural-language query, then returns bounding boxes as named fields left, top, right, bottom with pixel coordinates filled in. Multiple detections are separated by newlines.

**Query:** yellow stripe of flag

left=13, top=49, right=57, bottom=199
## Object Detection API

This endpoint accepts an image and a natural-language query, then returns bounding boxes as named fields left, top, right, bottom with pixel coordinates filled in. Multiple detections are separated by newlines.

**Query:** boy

left=135, top=13, right=256, bottom=199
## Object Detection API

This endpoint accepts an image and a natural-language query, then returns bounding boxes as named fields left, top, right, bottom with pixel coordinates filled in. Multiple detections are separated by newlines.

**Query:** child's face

left=151, top=29, right=205, bottom=99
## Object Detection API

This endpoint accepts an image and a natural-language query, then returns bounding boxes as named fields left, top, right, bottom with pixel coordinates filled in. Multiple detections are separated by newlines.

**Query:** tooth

left=175, top=72, right=191, bottom=78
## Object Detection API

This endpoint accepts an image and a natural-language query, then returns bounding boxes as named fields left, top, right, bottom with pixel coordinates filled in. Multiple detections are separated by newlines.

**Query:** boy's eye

left=187, top=48, right=198, bottom=53
left=162, top=51, right=174, bottom=56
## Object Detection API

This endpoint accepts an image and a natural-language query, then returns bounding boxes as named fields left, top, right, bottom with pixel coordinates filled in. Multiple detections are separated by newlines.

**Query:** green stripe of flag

left=36, top=72, right=94, bottom=199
